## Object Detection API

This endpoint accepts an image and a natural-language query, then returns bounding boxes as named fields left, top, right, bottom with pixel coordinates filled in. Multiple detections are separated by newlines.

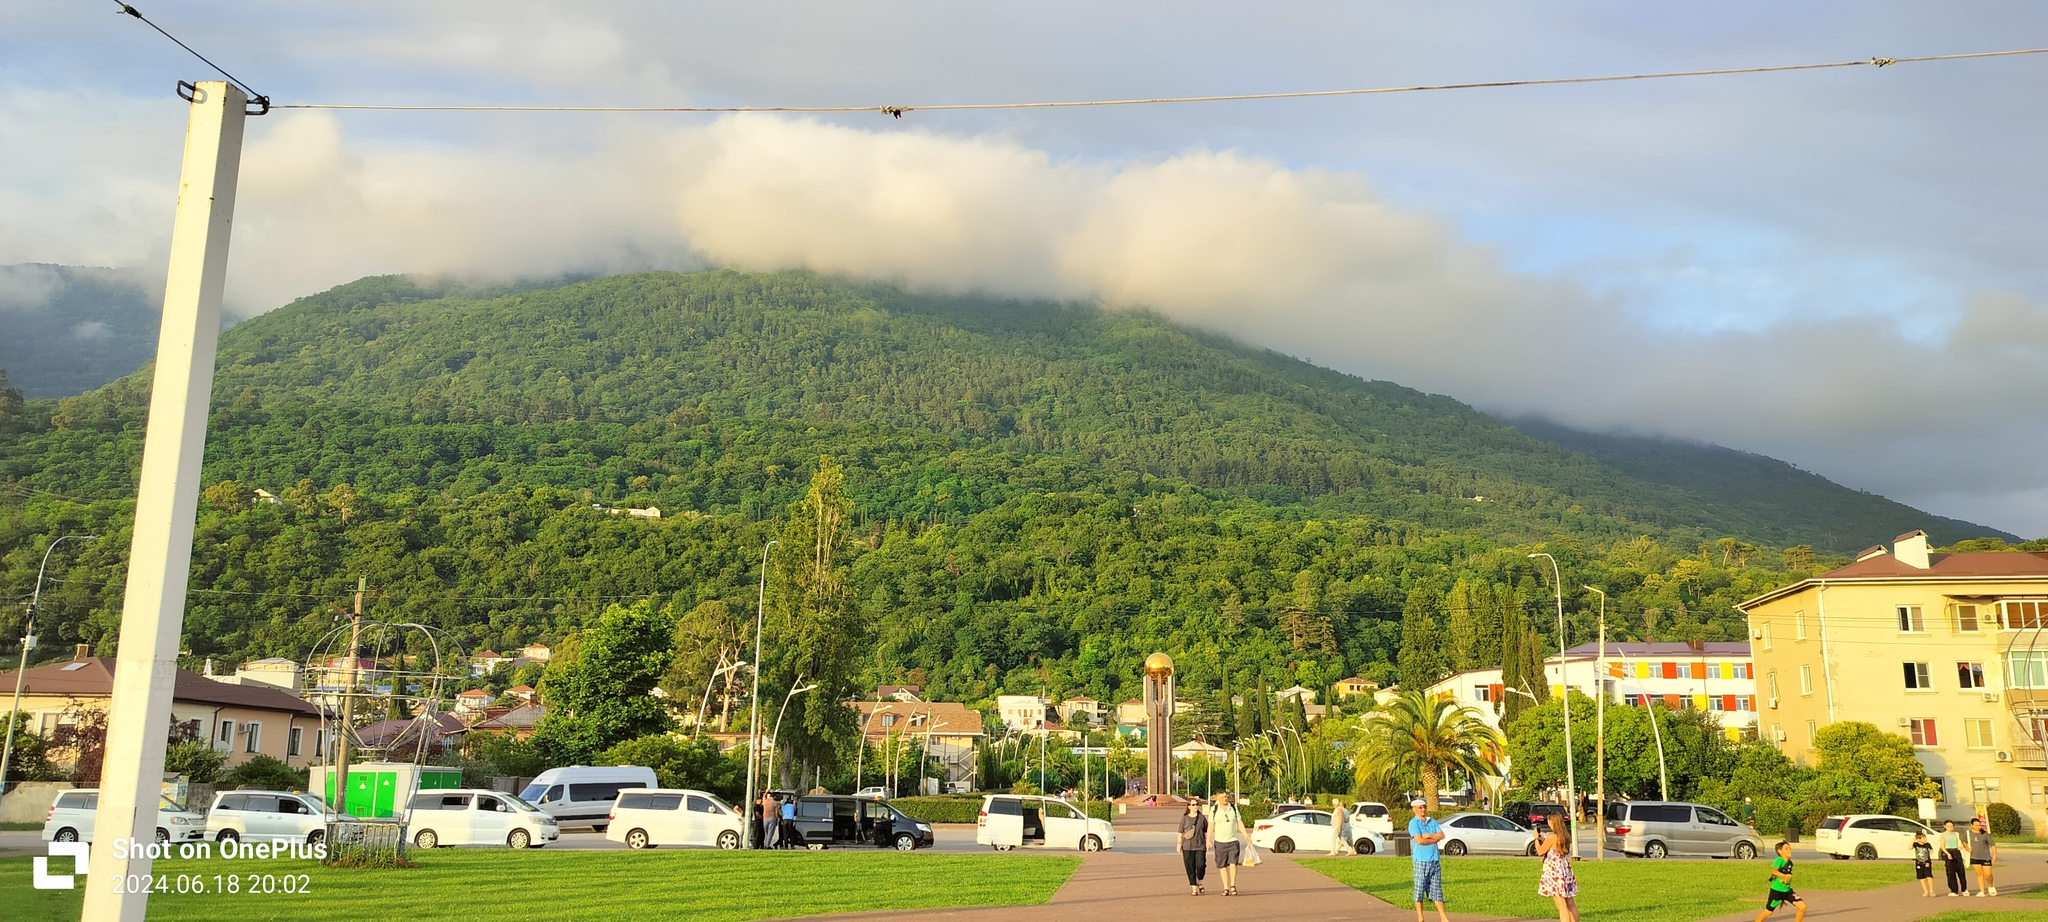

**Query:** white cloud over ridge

left=9, top=101, right=2047, bottom=536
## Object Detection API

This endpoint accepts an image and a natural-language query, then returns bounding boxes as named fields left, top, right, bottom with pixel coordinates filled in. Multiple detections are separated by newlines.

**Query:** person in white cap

left=1408, top=798, right=1449, bottom=922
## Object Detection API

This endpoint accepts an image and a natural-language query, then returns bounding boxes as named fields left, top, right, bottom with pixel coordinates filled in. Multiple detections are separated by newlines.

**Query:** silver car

left=1603, top=800, right=1762, bottom=859
left=1435, top=812, right=1537, bottom=856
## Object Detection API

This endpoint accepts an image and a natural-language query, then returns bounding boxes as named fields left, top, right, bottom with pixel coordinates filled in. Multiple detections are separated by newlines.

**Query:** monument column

left=1143, top=653, right=1174, bottom=798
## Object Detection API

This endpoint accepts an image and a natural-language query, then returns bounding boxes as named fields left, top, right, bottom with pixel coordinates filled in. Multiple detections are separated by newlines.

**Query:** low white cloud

left=10, top=106, right=2048, bottom=535
left=0, top=264, right=62, bottom=311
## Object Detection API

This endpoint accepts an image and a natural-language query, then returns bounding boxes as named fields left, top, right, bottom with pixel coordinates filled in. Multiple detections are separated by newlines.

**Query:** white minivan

left=205, top=790, right=341, bottom=845
left=604, top=788, right=745, bottom=850
left=976, top=795, right=1115, bottom=851
left=43, top=790, right=208, bottom=845
left=405, top=789, right=559, bottom=849
left=519, top=765, right=658, bottom=831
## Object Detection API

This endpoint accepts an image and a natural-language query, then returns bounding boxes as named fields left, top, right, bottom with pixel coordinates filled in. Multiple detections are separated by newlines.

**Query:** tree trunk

left=1421, top=764, right=1441, bottom=810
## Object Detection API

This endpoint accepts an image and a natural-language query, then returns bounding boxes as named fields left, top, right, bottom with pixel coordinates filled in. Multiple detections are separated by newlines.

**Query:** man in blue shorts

left=1408, top=799, right=1449, bottom=922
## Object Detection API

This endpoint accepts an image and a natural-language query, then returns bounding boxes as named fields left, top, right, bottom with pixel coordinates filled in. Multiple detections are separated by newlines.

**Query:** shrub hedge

left=891, top=795, right=1112, bottom=824
left=1985, top=802, right=2021, bottom=836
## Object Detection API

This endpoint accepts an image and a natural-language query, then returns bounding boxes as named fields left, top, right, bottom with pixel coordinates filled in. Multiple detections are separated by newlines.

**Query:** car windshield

left=299, top=794, right=331, bottom=814
left=519, top=783, right=547, bottom=802
left=698, top=794, right=734, bottom=815
left=504, top=795, right=544, bottom=814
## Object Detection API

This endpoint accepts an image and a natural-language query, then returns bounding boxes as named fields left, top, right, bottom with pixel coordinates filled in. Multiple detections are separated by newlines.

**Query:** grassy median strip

left=1299, top=856, right=1906, bottom=922
left=2, top=850, right=1080, bottom=922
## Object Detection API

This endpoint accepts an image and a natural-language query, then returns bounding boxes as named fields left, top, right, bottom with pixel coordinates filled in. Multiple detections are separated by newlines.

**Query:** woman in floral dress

left=1535, top=812, right=1579, bottom=922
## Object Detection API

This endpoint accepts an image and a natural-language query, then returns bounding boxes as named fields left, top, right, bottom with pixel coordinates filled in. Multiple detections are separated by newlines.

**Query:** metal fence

left=325, top=820, right=410, bottom=868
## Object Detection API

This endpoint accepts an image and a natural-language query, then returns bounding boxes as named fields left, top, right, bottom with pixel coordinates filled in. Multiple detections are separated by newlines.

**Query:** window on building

left=2006, top=651, right=2048, bottom=689
left=1676, top=662, right=1692, bottom=679
left=1910, top=719, right=1939, bottom=747
left=1929, top=776, right=1946, bottom=802
left=1903, top=662, right=1933, bottom=690
left=313, top=728, right=324, bottom=758
left=1473, top=686, right=1492, bottom=702
left=1964, top=719, right=1995, bottom=749
left=1768, top=671, right=1780, bottom=699
left=1709, top=696, right=1725, bottom=712
left=1806, top=720, right=1818, bottom=746
left=2030, top=779, right=2047, bottom=806
left=218, top=719, right=233, bottom=744
left=1957, top=605, right=1980, bottom=633
left=244, top=721, right=261, bottom=753
left=1958, top=662, right=1987, bottom=689
left=1738, top=696, right=1754, bottom=711
left=1799, top=665, right=1813, bottom=696
left=288, top=727, right=303, bottom=757
left=1971, top=777, right=2002, bottom=804
left=1898, top=605, right=1926, bottom=633
left=1795, top=611, right=1808, bottom=641
left=2003, top=600, right=2048, bottom=630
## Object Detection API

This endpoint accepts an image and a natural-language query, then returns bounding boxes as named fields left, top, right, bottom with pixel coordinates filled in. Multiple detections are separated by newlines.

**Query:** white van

left=1349, top=801, right=1394, bottom=836
left=976, top=795, right=1115, bottom=851
left=519, top=765, right=657, bottom=831
left=405, top=789, right=559, bottom=849
left=603, top=788, right=745, bottom=850
left=205, top=791, right=341, bottom=845
left=43, top=791, right=208, bottom=845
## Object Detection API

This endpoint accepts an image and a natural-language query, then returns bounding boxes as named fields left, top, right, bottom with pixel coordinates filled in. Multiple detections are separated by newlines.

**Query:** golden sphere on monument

left=1143, top=652, right=1174, bottom=679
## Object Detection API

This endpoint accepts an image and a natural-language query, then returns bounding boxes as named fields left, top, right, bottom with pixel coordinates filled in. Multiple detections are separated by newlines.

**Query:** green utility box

left=310, top=762, right=462, bottom=819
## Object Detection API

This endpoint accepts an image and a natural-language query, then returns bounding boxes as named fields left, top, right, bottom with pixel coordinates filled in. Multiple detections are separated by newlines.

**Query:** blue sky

left=4, top=1, right=2047, bottom=536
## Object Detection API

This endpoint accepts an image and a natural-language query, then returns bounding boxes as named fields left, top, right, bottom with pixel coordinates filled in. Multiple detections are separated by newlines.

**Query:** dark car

left=789, top=795, right=934, bottom=850
left=1502, top=801, right=1570, bottom=830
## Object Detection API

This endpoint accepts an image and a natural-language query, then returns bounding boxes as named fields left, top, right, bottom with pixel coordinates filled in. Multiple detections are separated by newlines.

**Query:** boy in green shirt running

left=1752, top=841, right=1805, bottom=922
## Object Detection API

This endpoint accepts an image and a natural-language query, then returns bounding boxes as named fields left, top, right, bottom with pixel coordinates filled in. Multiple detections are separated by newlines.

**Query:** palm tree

left=1357, top=690, right=1502, bottom=809
left=1240, top=736, right=1282, bottom=795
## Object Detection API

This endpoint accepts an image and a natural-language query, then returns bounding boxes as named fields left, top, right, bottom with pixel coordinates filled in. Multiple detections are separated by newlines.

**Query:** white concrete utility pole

left=84, top=80, right=247, bottom=922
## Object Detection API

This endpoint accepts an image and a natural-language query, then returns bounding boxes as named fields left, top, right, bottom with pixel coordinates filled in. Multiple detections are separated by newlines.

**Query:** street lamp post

left=2, top=534, right=96, bottom=798
left=694, top=657, right=745, bottom=740
left=919, top=721, right=950, bottom=796
left=1583, top=584, right=1607, bottom=861
left=1528, top=551, right=1576, bottom=858
left=856, top=703, right=893, bottom=792
left=742, top=539, right=779, bottom=849
left=767, top=681, right=818, bottom=792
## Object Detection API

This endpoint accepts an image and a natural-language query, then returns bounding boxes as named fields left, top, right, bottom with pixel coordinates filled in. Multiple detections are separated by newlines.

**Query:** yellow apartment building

left=1740, top=530, right=2048, bottom=830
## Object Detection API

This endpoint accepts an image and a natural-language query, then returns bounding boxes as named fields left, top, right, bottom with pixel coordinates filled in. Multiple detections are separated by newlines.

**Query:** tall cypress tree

left=1501, top=601, right=1527, bottom=723
left=1397, top=587, right=1447, bottom=692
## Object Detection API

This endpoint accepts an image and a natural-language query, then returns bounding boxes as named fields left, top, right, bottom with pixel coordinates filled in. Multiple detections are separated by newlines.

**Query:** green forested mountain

left=0, top=270, right=2020, bottom=707
left=0, top=264, right=165, bottom=398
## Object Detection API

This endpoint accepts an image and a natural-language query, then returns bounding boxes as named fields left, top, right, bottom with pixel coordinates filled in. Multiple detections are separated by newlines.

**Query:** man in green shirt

left=1752, top=841, right=1805, bottom=922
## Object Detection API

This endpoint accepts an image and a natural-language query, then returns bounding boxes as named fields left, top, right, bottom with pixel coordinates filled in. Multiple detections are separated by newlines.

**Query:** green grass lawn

left=1, top=849, right=1080, bottom=922
left=1917, top=914, right=2048, bottom=922
left=1299, top=856, right=1909, bottom=922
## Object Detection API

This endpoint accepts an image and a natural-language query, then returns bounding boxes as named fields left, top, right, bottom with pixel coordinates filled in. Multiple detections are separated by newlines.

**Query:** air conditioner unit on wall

left=1773, top=728, right=1787, bottom=742
left=1982, top=692, right=1999, bottom=703
left=1898, top=717, right=1912, bottom=727
left=1767, top=697, right=1779, bottom=709
left=1995, top=751, right=2013, bottom=762
left=1751, top=629, right=1763, bottom=639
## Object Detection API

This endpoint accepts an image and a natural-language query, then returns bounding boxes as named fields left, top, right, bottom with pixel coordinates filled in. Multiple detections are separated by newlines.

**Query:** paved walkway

left=784, top=846, right=2048, bottom=922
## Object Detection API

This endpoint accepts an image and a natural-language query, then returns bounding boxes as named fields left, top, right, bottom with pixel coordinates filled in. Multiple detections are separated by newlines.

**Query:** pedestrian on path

left=1207, top=792, right=1251, bottom=897
left=1179, top=801, right=1209, bottom=896
left=1330, top=799, right=1352, bottom=856
left=1940, top=820, right=1968, bottom=895
left=758, top=792, right=779, bottom=849
left=1968, top=816, right=1998, bottom=896
left=1913, top=831, right=1936, bottom=897
left=1535, top=813, right=1579, bottom=922
left=1751, top=841, right=1806, bottom=922
left=1408, top=799, right=1449, bottom=922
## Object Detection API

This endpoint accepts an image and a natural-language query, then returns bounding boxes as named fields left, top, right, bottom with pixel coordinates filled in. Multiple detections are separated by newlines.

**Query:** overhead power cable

left=273, top=47, right=2048, bottom=116
left=106, top=1, right=269, bottom=112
